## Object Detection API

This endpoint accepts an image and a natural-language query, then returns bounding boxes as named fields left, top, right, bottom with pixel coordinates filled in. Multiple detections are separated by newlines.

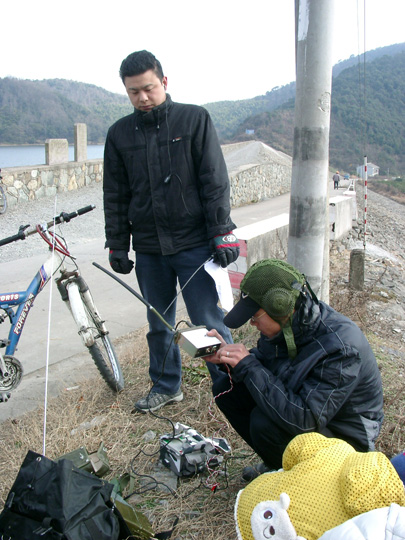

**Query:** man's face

left=250, top=308, right=282, bottom=338
left=124, top=69, right=167, bottom=112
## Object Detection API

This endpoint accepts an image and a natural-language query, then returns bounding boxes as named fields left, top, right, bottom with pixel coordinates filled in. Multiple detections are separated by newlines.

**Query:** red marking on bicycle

left=39, top=266, right=48, bottom=290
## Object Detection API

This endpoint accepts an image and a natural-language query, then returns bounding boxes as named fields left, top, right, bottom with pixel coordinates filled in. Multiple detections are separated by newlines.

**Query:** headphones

left=262, top=287, right=297, bottom=320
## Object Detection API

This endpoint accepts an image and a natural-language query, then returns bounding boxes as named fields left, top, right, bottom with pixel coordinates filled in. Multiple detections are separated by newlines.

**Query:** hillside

left=230, top=48, right=405, bottom=176
left=0, top=43, right=404, bottom=175
left=204, top=82, right=296, bottom=140
left=0, top=78, right=133, bottom=144
left=204, top=42, right=405, bottom=142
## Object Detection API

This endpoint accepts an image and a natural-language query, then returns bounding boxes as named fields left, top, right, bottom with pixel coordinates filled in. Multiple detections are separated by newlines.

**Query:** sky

left=1, top=0, right=404, bottom=106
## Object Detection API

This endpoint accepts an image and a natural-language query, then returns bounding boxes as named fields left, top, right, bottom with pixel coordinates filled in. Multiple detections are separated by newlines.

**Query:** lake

left=0, top=145, right=105, bottom=169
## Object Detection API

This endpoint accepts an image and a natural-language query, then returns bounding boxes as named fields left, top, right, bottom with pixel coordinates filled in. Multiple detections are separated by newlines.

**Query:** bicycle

left=0, top=205, right=124, bottom=402
left=0, top=169, right=7, bottom=214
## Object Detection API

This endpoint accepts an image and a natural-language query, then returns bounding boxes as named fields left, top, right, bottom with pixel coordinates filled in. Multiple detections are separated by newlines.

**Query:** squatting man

left=206, top=259, right=384, bottom=480
left=103, top=50, right=239, bottom=413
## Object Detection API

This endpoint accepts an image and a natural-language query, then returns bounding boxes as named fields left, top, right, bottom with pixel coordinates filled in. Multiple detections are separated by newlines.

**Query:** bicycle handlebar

left=0, top=204, right=95, bottom=247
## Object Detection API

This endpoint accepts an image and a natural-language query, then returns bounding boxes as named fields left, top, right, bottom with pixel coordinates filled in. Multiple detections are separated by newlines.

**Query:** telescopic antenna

left=92, top=262, right=176, bottom=333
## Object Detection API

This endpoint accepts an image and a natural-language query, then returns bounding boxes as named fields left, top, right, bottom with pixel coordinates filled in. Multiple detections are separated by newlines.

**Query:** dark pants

left=212, top=376, right=336, bottom=469
left=135, top=246, right=232, bottom=395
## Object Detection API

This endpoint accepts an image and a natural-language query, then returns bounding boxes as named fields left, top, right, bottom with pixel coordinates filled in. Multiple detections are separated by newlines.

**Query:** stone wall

left=1, top=160, right=103, bottom=208
left=228, top=161, right=292, bottom=207
left=1, top=141, right=292, bottom=210
left=223, top=141, right=292, bottom=208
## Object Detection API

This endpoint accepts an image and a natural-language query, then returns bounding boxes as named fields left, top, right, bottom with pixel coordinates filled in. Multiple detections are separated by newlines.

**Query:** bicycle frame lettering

left=1, top=254, right=56, bottom=356
left=14, top=292, right=35, bottom=335
left=0, top=294, right=20, bottom=302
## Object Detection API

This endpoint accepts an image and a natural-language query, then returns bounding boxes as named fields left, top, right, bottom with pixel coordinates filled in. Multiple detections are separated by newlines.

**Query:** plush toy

left=239, top=492, right=306, bottom=540
left=235, top=433, right=405, bottom=540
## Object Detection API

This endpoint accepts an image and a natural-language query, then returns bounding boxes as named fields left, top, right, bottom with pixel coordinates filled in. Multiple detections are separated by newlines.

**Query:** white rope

left=42, top=196, right=58, bottom=456
left=363, top=156, right=368, bottom=250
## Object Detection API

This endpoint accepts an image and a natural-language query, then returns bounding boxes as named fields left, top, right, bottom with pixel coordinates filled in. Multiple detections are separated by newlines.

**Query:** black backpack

left=0, top=450, right=125, bottom=540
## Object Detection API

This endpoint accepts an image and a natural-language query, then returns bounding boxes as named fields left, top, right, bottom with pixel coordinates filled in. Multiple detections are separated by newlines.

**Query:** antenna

left=92, top=262, right=221, bottom=358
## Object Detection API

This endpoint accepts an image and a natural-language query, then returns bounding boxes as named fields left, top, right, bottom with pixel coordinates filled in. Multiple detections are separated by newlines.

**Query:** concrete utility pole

left=288, top=0, right=335, bottom=301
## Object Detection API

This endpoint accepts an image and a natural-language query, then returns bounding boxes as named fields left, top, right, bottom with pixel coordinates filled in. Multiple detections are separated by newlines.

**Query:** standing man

left=103, top=50, right=239, bottom=413
left=333, top=171, right=340, bottom=189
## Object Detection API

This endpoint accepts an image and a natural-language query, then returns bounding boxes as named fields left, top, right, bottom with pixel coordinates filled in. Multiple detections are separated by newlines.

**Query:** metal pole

left=288, top=0, right=335, bottom=301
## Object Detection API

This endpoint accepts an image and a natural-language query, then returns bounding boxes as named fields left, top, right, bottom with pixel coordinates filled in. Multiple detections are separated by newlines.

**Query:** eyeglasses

left=250, top=311, right=266, bottom=323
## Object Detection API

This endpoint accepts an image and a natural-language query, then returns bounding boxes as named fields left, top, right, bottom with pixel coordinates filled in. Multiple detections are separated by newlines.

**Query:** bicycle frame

left=0, top=246, right=109, bottom=361
left=0, top=250, right=57, bottom=358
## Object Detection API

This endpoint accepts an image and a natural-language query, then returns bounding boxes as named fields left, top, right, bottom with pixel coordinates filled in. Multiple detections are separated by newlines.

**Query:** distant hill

left=204, top=43, right=405, bottom=142
left=203, top=83, right=296, bottom=141
left=0, top=43, right=404, bottom=176
left=227, top=45, right=405, bottom=176
left=0, top=78, right=132, bottom=144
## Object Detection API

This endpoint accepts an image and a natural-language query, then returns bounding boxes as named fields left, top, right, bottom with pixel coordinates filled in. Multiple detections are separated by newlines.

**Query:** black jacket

left=103, top=95, right=235, bottom=255
left=231, top=296, right=384, bottom=451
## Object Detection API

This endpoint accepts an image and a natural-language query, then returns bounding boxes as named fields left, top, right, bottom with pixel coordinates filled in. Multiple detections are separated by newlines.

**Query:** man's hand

left=205, top=329, right=249, bottom=368
left=204, top=329, right=226, bottom=364
left=210, top=232, right=240, bottom=268
left=108, top=249, right=134, bottom=274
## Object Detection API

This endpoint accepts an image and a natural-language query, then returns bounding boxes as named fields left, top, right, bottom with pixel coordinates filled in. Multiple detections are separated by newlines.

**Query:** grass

left=0, top=250, right=404, bottom=539
left=369, top=177, right=405, bottom=205
left=0, top=323, right=257, bottom=539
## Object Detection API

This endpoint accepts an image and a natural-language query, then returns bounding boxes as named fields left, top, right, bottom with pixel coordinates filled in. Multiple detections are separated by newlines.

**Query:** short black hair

left=119, top=50, right=164, bottom=84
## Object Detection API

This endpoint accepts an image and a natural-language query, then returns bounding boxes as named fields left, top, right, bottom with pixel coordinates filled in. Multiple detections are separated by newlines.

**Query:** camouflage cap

left=224, top=259, right=307, bottom=359
left=241, top=259, right=305, bottom=319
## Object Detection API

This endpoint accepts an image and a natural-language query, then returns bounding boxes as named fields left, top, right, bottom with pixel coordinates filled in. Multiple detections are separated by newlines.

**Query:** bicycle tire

left=0, top=356, right=23, bottom=392
left=87, top=333, right=124, bottom=393
left=74, top=286, right=124, bottom=393
left=0, top=185, right=7, bottom=214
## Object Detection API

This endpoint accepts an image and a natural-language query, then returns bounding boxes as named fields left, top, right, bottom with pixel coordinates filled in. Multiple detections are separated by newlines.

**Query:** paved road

left=0, top=188, right=294, bottom=421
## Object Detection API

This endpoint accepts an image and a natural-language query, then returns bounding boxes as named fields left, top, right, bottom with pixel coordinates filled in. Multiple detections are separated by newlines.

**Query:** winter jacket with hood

left=103, top=94, right=236, bottom=255
left=230, top=295, right=384, bottom=451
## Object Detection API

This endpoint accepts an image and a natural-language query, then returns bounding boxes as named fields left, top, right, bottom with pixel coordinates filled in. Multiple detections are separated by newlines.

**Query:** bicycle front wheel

left=0, top=186, right=7, bottom=214
left=87, top=333, right=124, bottom=393
left=67, top=280, right=124, bottom=393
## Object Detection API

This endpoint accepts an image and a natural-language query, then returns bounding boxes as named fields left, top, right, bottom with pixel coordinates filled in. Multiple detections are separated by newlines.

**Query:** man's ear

left=162, top=76, right=168, bottom=90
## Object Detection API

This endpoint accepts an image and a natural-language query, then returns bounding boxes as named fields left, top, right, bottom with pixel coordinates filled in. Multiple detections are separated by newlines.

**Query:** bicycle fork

left=56, top=273, right=108, bottom=348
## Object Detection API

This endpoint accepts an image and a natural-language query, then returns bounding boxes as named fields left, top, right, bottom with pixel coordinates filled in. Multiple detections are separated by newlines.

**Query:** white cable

left=162, top=256, right=213, bottom=315
left=42, top=197, right=58, bottom=456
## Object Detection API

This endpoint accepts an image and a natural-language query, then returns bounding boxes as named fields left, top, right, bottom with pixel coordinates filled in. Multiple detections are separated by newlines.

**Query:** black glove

left=210, top=232, right=240, bottom=268
left=108, top=249, right=134, bottom=274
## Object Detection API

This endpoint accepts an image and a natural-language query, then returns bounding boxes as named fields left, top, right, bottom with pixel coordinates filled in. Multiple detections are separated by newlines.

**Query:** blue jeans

left=135, top=246, right=232, bottom=394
